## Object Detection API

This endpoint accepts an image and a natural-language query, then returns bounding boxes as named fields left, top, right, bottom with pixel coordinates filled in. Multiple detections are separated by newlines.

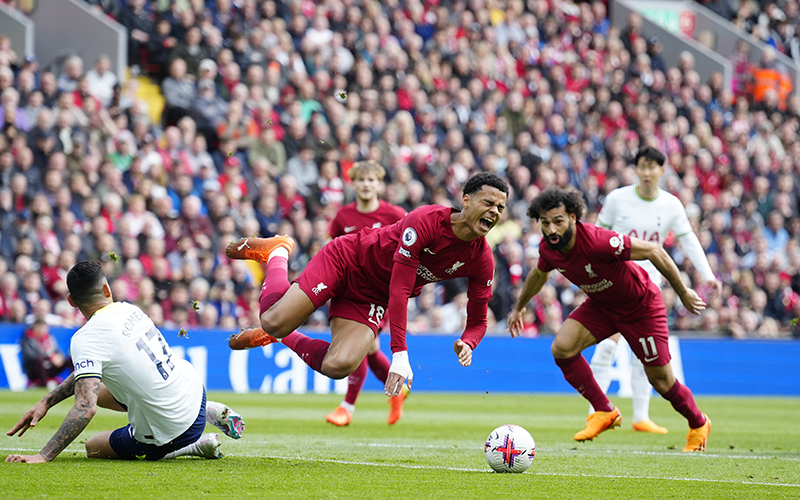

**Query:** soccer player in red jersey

left=227, top=172, right=508, bottom=400
left=326, top=161, right=407, bottom=427
left=508, top=187, right=712, bottom=452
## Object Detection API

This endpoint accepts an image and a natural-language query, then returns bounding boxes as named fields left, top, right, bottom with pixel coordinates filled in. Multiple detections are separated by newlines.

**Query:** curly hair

left=463, top=171, right=509, bottom=196
left=527, top=187, right=586, bottom=220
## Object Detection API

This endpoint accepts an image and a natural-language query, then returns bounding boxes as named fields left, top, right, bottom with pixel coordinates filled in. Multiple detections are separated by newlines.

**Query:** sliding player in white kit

left=589, top=147, right=721, bottom=433
left=6, top=261, right=244, bottom=463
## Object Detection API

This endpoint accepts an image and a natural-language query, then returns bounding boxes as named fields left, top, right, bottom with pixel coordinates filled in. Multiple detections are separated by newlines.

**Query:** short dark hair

left=635, top=146, right=665, bottom=167
left=463, top=172, right=509, bottom=197
left=527, top=187, right=586, bottom=220
left=66, top=261, right=106, bottom=306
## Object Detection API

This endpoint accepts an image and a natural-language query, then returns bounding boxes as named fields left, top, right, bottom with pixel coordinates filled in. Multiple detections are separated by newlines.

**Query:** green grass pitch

left=2, top=390, right=799, bottom=499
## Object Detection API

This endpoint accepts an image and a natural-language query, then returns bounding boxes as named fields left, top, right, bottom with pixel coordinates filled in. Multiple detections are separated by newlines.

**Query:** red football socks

left=663, top=380, right=706, bottom=428
left=259, top=256, right=291, bottom=315
left=281, top=332, right=329, bottom=373
left=367, top=350, right=391, bottom=383
left=343, top=359, right=368, bottom=405
left=555, top=353, right=615, bottom=412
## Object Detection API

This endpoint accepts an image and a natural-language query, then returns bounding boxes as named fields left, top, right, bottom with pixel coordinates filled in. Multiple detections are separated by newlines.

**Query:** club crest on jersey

left=446, top=261, right=465, bottom=274
left=402, top=227, right=417, bottom=247
left=312, top=282, right=328, bottom=295
left=585, top=263, right=597, bottom=278
left=609, top=234, right=625, bottom=255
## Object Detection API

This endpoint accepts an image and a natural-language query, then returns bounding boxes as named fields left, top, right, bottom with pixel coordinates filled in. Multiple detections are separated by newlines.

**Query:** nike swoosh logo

left=644, top=356, right=658, bottom=362
left=423, top=248, right=436, bottom=255
left=344, top=226, right=357, bottom=233
left=556, top=268, right=566, bottom=272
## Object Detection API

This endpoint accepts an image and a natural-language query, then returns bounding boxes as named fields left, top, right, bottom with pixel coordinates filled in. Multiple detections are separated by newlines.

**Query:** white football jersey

left=597, top=185, right=694, bottom=285
left=71, top=302, right=203, bottom=445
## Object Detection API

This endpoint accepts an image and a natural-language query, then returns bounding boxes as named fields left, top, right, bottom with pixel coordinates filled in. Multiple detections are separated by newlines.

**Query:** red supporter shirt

left=328, top=200, right=407, bottom=238
left=346, top=205, right=494, bottom=352
left=536, top=222, right=659, bottom=321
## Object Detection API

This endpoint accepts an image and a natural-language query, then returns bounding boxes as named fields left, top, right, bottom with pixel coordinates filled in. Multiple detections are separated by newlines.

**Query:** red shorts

left=295, top=238, right=387, bottom=337
left=568, top=296, right=671, bottom=367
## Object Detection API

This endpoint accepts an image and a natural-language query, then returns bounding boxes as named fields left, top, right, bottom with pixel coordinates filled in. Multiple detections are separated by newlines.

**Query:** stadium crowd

left=0, top=0, right=798, bottom=340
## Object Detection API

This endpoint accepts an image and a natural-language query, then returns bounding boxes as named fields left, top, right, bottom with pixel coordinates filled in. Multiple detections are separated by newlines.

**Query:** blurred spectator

left=57, top=56, right=83, bottom=93
left=85, top=54, right=118, bottom=107
left=192, top=79, right=228, bottom=143
left=752, top=48, right=793, bottom=110
left=20, top=319, right=72, bottom=389
left=119, top=0, right=154, bottom=73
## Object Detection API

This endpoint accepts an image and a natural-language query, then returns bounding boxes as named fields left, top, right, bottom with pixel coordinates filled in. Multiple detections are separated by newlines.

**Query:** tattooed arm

left=6, top=373, right=76, bottom=439
left=5, top=376, right=100, bottom=463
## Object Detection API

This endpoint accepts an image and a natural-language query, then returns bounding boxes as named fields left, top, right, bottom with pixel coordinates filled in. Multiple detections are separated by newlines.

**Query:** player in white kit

left=589, top=147, right=721, bottom=433
left=6, top=261, right=244, bottom=463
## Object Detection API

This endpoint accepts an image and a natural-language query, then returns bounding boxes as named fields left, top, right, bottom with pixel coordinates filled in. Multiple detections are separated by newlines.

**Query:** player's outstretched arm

left=7, top=372, right=77, bottom=438
left=630, top=238, right=706, bottom=315
left=385, top=262, right=418, bottom=397
left=508, top=267, right=550, bottom=337
left=6, top=376, right=100, bottom=463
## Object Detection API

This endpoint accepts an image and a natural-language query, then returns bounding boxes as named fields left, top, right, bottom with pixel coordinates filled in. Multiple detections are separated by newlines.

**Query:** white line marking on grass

left=2, top=447, right=797, bottom=488
left=245, top=441, right=800, bottom=461
left=559, top=448, right=800, bottom=461
left=1, top=447, right=84, bottom=453
left=235, top=453, right=800, bottom=487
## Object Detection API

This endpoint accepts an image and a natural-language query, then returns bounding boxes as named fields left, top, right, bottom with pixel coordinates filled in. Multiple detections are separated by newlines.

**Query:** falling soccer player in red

left=325, top=160, right=407, bottom=426
left=228, top=172, right=508, bottom=404
left=508, top=187, right=712, bottom=452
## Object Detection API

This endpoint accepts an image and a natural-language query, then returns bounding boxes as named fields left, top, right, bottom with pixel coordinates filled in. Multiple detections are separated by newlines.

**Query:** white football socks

left=268, top=247, right=289, bottom=262
left=631, top=355, right=652, bottom=423
left=163, top=441, right=199, bottom=459
left=339, top=402, right=355, bottom=414
left=588, top=338, right=617, bottom=414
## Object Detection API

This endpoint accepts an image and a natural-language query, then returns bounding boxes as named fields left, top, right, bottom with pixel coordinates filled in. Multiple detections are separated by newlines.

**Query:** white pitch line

left=2, top=447, right=797, bottom=488
left=233, top=452, right=800, bottom=488
left=1, top=447, right=84, bottom=453
left=243, top=440, right=800, bottom=461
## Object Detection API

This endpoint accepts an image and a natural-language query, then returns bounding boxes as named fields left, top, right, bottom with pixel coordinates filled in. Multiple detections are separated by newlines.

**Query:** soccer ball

left=484, top=424, right=536, bottom=473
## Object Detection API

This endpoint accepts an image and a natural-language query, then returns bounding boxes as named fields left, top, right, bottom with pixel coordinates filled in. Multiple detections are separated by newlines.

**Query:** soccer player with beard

left=326, top=161, right=407, bottom=427
left=508, top=187, right=712, bottom=452
left=227, top=172, right=508, bottom=399
left=589, top=147, right=721, bottom=434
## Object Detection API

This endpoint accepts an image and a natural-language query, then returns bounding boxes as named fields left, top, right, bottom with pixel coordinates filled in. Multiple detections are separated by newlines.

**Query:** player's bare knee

left=320, top=358, right=352, bottom=380
left=260, top=311, right=290, bottom=338
left=84, top=436, right=102, bottom=458
left=550, top=340, right=577, bottom=359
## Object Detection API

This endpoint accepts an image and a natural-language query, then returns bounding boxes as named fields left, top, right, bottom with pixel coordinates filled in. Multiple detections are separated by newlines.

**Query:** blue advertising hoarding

left=1, top=325, right=798, bottom=396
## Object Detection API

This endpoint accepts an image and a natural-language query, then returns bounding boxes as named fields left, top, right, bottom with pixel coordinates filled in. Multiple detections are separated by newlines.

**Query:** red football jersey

left=537, top=222, right=659, bottom=321
left=328, top=200, right=407, bottom=238
left=339, top=205, right=495, bottom=351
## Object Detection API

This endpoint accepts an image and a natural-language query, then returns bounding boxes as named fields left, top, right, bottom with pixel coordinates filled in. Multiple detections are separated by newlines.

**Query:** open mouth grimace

left=479, top=218, right=494, bottom=231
